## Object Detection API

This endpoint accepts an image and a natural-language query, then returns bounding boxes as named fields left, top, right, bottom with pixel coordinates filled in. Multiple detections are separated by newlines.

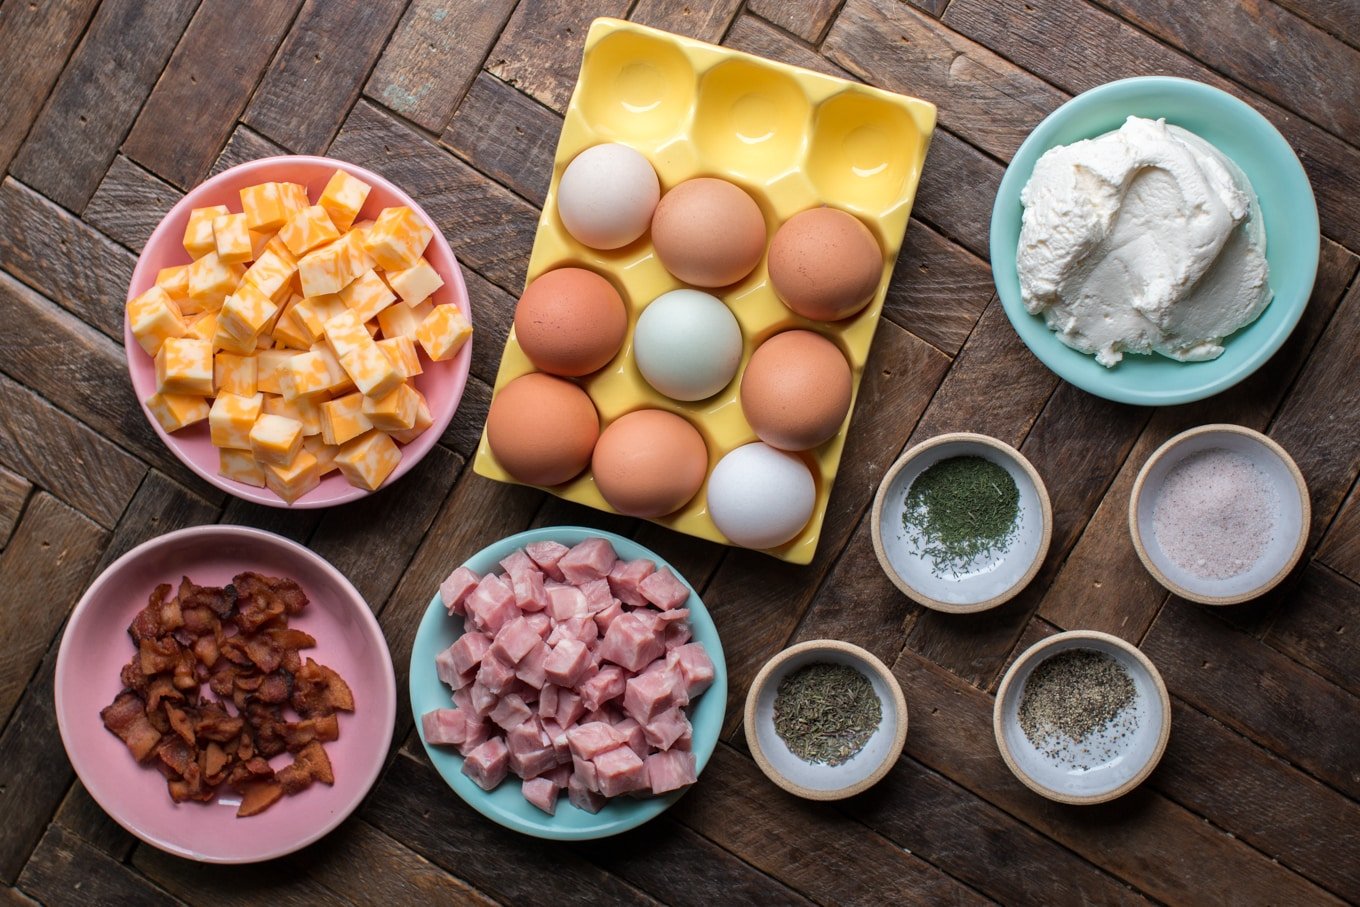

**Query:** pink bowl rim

left=123, top=154, right=473, bottom=509
left=54, top=524, right=398, bottom=863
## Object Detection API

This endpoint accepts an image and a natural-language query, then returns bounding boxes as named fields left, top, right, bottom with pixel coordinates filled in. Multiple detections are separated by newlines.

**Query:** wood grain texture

left=8, top=0, right=198, bottom=213
left=442, top=72, right=562, bottom=208
left=439, top=374, right=493, bottom=459
left=122, top=0, right=301, bottom=189
left=629, top=0, right=742, bottom=43
left=209, top=125, right=287, bottom=177
left=89, top=470, right=219, bottom=576
left=1273, top=0, right=1360, bottom=48
left=244, top=0, right=406, bottom=155
left=18, top=826, right=180, bottom=907
left=219, top=498, right=321, bottom=545
left=1317, top=479, right=1360, bottom=582
left=486, top=0, right=631, bottom=114
left=1262, top=563, right=1360, bottom=697
left=365, top=0, right=520, bottom=133
left=748, top=0, right=845, bottom=43
left=0, top=468, right=29, bottom=550
left=460, top=264, right=519, bottom=384
left=84, top=156, right=183, bottom=254
left=53, top=781, right=135, bottom=863
left=883, top=219, right=993, bottom=356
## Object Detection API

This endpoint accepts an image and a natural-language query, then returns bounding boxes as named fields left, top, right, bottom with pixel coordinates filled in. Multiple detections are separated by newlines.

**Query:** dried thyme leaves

left=1018, top=649, right=1138, bottom=769
left=773, top=663, right=881, bottom=766
left=903, top=455, right=1020, bottom=576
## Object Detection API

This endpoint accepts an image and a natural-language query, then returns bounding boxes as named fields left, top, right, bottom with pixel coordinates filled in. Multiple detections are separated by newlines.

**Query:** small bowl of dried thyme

left=744, top=640, right=908, bottom=801
left=993, top=630, right=1171, bottom=804
left=871, top=432, right=1053, bottom=613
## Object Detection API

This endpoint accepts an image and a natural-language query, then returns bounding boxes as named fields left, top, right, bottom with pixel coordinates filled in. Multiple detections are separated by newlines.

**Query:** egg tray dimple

left=474, top=17, right=937, bottom=565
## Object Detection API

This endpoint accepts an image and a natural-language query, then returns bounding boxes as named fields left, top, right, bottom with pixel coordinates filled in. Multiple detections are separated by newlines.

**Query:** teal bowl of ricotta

left=990, top=76, right=1319, bottom=406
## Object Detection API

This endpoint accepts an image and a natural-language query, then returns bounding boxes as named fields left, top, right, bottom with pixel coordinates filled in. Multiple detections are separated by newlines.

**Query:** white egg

left=634, top=289, right=743, bottom=401
left=707, top=442, right=816, bottom=549
left=556, top=143, right=660, bottom=250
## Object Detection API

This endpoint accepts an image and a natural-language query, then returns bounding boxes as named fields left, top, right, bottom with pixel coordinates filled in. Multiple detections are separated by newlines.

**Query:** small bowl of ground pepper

left=994, top=630, right=1171, bottom=804
left=871, top=432, right=1053, bottom=613
left=744, top=640, right=908, bottom=800
left=1130, top=424, right=1309, bottom=605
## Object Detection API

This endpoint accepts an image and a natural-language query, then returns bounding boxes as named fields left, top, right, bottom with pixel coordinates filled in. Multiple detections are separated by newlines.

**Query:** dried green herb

left=772, top=663, right=881, bottom=766
left=902, top=455, right=1020, bottom=576
left=1018, top=649, right=1138, bottom=769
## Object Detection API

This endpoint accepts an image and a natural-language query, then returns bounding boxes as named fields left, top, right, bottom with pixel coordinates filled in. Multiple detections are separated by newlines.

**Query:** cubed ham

left=489, top=693, right=533, bottom=731
left=552, top=615, right=597, bottom=647
left=593, top=745, right=648, bottom=797
left=489, top=616, right=541, bottom=665
left=499, top=549, right=537, bottom=579
left=667, top=643, right=716, bottom=697
left=461, top=736, right=509, bottom=791
left=525, top=611, right=551, bottom=638
left=511, top=567, right=548, bottom=612
left=526, top=540, right=570, bottom=581
left=558, top=537, right=618, bottom=584
left=594, top=600, right=623, bottom=633
left=448, top=631, right=492, bottom=675
left=452, top=687, right=473, bottom=712
left=543, top=637, right=592, bottom=688
left=608, top=558, right=655, bottom=606
left=546, top=764, right=572, bottom=788
left=555, top=690, right=585, bottom=728
left=440, top=566, right=480, bottom=615
left=572, top=755, right=599, bottom=792
left=522, top=776, right=559, bottom=815
left=599, top=612, right=666, bottom=673
left=541, top=719, right=572, bottom=763
left=574, top=667, right=620, bottom=713
left=456, top=718, right=493, bottom=757
left=639, top=567, right=689, bottom=610
left=434, top=647, right=469, bottom=689
left=476, top=651, right=518, bottom=695
left=642, top=707, right=690, bottom=750
left=580, top=578, right=615, bottom=613
left=465, top=573, right=518, bottom=634
left=422, top=708, right=477, bottom=746
left=546, top=584, right=587, bottom=621
left=613, top=717, right=649, bottom=759
left=566, top=721, right=623, bottom=760
left=515, top=641, right=548, bottom=689
left=469, top=680, right=498, bottom=717
left=508, top=721, right=559, bottom=780
left=538, top=683, right=560, bottom=719
left=623, top=661, right=687, bottom=724
left=645, top=749, right=697, bottom=795
left=664, top=620, right=692, bottom=650
left=568, top=771, right=607, bottom=813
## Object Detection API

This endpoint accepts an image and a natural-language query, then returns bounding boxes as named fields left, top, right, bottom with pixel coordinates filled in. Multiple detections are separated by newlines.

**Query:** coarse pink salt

left=1151, top=448, right=1277, bottom=580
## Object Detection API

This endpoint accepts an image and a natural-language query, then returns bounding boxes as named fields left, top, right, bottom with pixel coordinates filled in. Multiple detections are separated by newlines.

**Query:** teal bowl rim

left=989, top=76, right=1320, bottom=406
left=409, top=526, right=728, bottom=840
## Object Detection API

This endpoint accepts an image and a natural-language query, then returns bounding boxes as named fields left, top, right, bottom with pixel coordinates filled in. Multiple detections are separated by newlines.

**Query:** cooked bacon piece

left=231, top=572, right=297, bottom=633
left=267, top=627, right=316, bottom=651
left=202, top=741, right=230, bottom=782
left=255, top=671, right=291, bottom=704
left=119, top=661, right=148, bottom=696
left=236, top=780, right=284, bottom=817
left=138, top=636, right=180, bottom=675
left=155, top=736, right=193, bottom=778
left=191, top=634, right=219, bottom=668
left=129, top=584, right=170, bottom=642
left=101, top=692, right=162, bottom=762
left=180, top=605, right=217, bottom=637
left=291, top=658, right=355, bottom=717
left=172, top=649, right=198, bottom=690
left=282, top=713, right=341, bottom=751
left=244, top=634, right=282, bottom=673
left=194, top=710, right=243, bottom=743
left=208, top=661, right=237, bottom=697
left=227, top=756, right=275, bottom=787
left=145, top=676, right=182, bottom=712
left=165, top=703, right=195, bottom=745
left=180, top=577, right=236, bottom=619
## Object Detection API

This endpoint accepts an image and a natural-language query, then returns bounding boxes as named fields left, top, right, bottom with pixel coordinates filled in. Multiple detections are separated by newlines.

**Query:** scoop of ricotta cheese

left=1017, top=116, right=1271, bottom=367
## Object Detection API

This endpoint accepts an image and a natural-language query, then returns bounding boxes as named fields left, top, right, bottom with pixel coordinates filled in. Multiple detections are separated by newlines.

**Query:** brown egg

left=486, top=372, right=599, bottom=486
left=740, top=331, right=853, bottom=451
left=514, top=268, right=627, bottom=376
left=591, top=410, right=708, bottom=518
left=768, top=207, right=883, bottom=321
left=651, top=178, right=766, bottom=287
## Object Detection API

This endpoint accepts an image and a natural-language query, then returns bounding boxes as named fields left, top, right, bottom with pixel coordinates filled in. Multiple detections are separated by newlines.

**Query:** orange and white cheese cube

left=249, top=228, right=273, bottom=261
left=240, top=182, right=307, bottom=233
left=271, top=297, right=313, bottom=350
left=213, top=351, right=257, bottom=396
left=250, top=413, right=304, bottom=466
left=298, top=230, right=370, bottom=297
left=155, top=264, right=191, bottom=302
left=256, top=349, right=299, bottom=394
left=155, top=338, right=214, bottom=396
left=280, top=350, right=336, bottom=400
left=212, top=212, right=253, bottom=264
left=304, top=435, right=340, bottom=475
left=335, top=430, right=401, bottom=491
left=361, top=382, right=419, bottom=431
left=263, top=394, right=324, bottom=437
left=322, top=309, right=372, bottom=360
left=127, top=285, right=186, bottom=356
left=146, top=392, right=210, bottom=433
left=278, top=205, right=341, bottom=257
left=183, top=205, right=229, bottom=258
left=219, top=448, right=267, bottom=487
left=385, top=257, right=444, bottom=305
left=187, top=252, right=245, bottom=311
left=219, top=282, right=279, bottom=342
left=376, top=335, right=422, bottom=378
left=377, top=299, right=433, bottom=340
left=209, top=392, right=263, bottom=449
left=416, top=303, right=472, bottom=361
left=212, top=323, right=256, bottom=355
left=340, top=343, right=402, bottom=399
left=264, top=449, right=320, bottom=504
left=318, top=169, right=370, bottom=232
left=186, top=310, right=218, bottom=342
left=243, top=247, right=298, bottom=304
left=389, top=389, right=433, bottom=445
left=290, top=294, right=346, bottom=345
left=339, top=268, right=395, bottom=323
left=364, top=206, right=432, bottom=272
left=319, top=393, right=373, bottom=446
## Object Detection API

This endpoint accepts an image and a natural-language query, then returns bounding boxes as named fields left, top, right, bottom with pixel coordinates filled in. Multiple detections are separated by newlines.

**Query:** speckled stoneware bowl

left=872, top=432, right=1052, bottom=613
left=744, top=640, right=907, bottom=800
left=1130, top=423, right=1309, bottom=605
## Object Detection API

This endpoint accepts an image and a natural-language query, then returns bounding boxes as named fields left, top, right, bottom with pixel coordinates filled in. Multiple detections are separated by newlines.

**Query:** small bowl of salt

left=1130, top=424, right=1309, bottom=605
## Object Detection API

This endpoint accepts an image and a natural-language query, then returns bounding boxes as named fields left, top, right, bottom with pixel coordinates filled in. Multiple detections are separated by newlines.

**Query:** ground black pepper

left=1017, top=649, right=1138, bottom=770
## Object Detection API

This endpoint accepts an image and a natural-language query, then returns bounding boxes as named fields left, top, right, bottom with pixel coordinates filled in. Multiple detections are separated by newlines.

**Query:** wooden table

left=2, top=1, right=1357, bottom=904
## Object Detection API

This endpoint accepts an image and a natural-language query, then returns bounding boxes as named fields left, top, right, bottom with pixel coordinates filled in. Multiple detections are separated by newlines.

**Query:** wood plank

left=329, top=101, right=538, bottom=295
left=122, top=0, right=302, bottom=189
left=0, top=0, right=101, bottom=174
left=8, top=0, right=198, bottom=213
left=0, top=177, right=135, bottom=341
left=53, top=781, right=135, bottom=863
left=530, top=492, right=636, bottom=539
left=883, top=219, right=993, bottom=356
left=209, top=124, right=287, bottom=177
left=0, top=468, right=29, bottom=550
left=1037, top=238, right=1358, bottom=642
left=362, top=752, right=658, bottom=905
left=0, top=373, right=145, bottom=529
left=724, top=11, right=854, bottom=79
left=486, top=0, right=631, bottom=114
left=629, top=0, right=742, bottom=43
left=243, top=0, right=406, bottom=155
left=441, top=72, right=561, bottom=209
left=318, top=820, right=497, bottom=906
left=1262, top=563, right=1360, bottom=697
left=892, top=650, right=1343, bottom=906
left=364, top=0, right=519, bottom=133
left=1272, top=0, right=1360, bottom=48
left=748, top=0, right=844, bottom=43
left=133, top=842, right=339, bottom=907
left=440, top=374, right=493, bottom=460
left=0, top=494, right=105, bottom=729
left=220, top=498, right=322, bottom=545
left=1096, top=0, right=1360, bottom=141
left=672, top=744, right=988, bottom=905
left=0, top=884, right=38, bottom=906
left=1317, top=478, right=1360, bottom=582
left=18, top=826, right=181, bottom=906
left=84, top=155, right=182, bottom=254
left=89, top=469, right=219, bottom=575
left=461, top=263, right=519, bottom=384
left=1141, top=602, right=1360, bottom=799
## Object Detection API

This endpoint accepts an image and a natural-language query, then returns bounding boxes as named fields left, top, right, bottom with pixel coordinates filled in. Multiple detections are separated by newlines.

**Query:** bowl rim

left=123, top=153, right=473, bottom=509
left=989, top=75, right=1320, bottom=406
left=1128, top=423, right=1310, bottom=605
left=992, top=629, right=1171, bottom=805
left=743, top=638, right=908, bottom=801
left=408, top=525, right=728, bottom=840
left=870, top=432, right=1053, bottom=613
left=53, top=524, right=397, bottom=863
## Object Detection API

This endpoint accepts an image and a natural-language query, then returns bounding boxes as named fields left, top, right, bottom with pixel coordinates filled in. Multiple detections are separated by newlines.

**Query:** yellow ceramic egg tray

left=474, top=17, right=936, bottom=564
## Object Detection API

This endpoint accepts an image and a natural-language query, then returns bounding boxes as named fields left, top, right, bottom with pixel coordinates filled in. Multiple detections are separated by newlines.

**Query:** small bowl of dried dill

left=871, top=432, right=1053, bottom=613
left=744, top=640, right=908, bottom=801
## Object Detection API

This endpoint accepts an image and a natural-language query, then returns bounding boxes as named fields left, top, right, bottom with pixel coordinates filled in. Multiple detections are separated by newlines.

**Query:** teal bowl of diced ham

left=409, top=527, right=727, bottom=839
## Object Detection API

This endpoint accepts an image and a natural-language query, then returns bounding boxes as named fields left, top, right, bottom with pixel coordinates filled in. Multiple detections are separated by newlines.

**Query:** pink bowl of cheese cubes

left=123, top=155, right=473, bottom=507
